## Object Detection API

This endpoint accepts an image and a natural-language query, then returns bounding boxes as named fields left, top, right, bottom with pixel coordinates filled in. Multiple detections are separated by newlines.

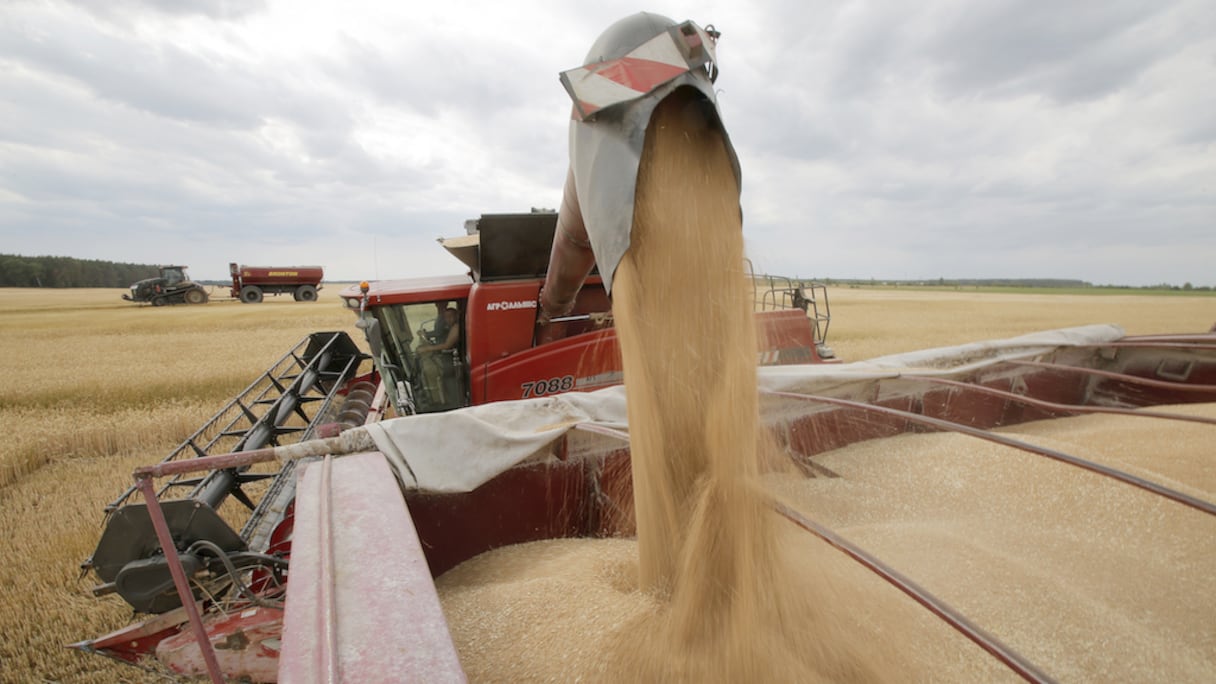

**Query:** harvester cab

left=356, top=293, right=470, bottom=415
left=346, top=210, right=613, bottom=418
left=122, top=265, right=209, bottom=306
left=162, top=266, right=186, bottom=285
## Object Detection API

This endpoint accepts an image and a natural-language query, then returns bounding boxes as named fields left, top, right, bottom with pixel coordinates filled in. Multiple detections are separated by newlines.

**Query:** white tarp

left=364, top=389, right=629, bottom=493
left=758, top=323, right=1125, bottom=395
left=362, top=324, right=1125, bottom=493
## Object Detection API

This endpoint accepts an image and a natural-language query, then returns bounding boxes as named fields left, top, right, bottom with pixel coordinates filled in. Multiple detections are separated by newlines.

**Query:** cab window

left=372, top=300, right=467, bottom=414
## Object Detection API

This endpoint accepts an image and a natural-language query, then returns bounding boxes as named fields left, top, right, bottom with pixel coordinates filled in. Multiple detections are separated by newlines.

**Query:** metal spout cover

left=563, top=12, right=742, bottom=293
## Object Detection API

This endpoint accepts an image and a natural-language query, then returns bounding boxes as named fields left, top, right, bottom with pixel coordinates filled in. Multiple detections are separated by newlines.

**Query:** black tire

left=240, top=285, right=263, bottom=303
left=184, top=288, right=207, bottom=305
left=294, top=285, right=318, bottom=302
left=151, top=296, right=167, bottom=307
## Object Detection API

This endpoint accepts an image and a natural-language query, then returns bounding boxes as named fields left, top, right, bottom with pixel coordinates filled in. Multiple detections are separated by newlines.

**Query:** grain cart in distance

left=230, top=263, right=325, bottom=303
left=121, top=265, right=209, bottom=306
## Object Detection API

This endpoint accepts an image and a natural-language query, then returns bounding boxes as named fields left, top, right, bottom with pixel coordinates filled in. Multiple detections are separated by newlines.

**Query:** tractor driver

left=417, top=307, right=460, bottom=406
left=426, top=301, right=451, bottom=345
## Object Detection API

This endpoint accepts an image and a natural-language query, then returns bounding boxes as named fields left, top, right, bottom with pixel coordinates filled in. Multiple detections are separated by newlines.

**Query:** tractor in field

left=121, top=265, right=209, bottom=306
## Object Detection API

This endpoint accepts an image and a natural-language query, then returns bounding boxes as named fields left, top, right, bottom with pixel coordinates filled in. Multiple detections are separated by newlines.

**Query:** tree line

left=0, top=254, right=160, bottom=288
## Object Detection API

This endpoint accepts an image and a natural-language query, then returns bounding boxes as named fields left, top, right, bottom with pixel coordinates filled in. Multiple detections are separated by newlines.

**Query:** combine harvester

left=73, top=13, right=1215, bottom=683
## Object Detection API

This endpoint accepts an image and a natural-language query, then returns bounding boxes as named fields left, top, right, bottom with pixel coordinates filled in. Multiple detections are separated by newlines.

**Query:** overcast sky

left=1, top=0, right=1213, bottom=286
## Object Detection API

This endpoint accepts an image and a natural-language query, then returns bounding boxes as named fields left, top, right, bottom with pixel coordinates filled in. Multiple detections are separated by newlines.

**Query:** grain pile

left=437, top=401, right=1216, bottom=682
left=766, top=402, right=1216, bottom=683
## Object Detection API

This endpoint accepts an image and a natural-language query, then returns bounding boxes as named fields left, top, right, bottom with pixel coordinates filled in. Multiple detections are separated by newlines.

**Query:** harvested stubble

left=822, top=288, right=1216, bottom=363
left=0, top=449, right=188, bottom=683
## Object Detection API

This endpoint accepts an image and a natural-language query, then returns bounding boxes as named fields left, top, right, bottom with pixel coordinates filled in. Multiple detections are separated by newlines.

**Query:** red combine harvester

left=337, top=211, right=833, bottom=416
left=230, top=263, right=325, bottom=303
left=73, top=13, right=1216, bottom=683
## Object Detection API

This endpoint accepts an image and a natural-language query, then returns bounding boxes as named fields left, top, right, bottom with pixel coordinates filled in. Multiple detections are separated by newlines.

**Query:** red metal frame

left=278, top=453, right=465, bottom=682
left=135, top=476, right=225, bottom=684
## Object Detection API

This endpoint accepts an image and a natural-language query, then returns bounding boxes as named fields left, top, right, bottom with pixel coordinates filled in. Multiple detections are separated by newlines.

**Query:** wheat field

left=0, top=284, right=1211, bottom=683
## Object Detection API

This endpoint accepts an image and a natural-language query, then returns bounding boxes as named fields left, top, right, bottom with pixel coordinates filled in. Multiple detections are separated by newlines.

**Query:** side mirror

left=361, top=318, right=384, bottom=359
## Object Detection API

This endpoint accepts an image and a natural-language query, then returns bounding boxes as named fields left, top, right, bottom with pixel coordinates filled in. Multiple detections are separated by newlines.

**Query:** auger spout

left=538, top=12, right=742, bottom=324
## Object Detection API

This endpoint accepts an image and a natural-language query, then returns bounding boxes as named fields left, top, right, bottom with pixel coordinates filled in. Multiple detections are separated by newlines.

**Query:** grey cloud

left=317, top=30, right=573, bottom=191
left=723, top=1, right=1214, bottom=286
left=3, top=4, right=361, bottom=158
left=727, top=84, right=850, bottom=161
left=776, top=1, right=1196, bottom=106
left=329, top=32, right=554, bottom=119
left=2, top=18, right=262, bottom=127
left=821, top=4, right=918, bottom=101
left=60, top=0, right=268, bottom=22
left=0, top=5, right=380, bottom=190
left=924, top=1, right=1174, bottom=102
left=0, top=1, right=1211, bottom=287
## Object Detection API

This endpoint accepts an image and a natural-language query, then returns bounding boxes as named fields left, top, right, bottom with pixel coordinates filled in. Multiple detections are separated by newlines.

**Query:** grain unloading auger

left=540, top=13, right=737, bottom=323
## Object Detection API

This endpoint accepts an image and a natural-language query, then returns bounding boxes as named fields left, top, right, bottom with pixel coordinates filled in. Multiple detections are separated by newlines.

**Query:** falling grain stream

left=434, top=91, right=1216, bottom=682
